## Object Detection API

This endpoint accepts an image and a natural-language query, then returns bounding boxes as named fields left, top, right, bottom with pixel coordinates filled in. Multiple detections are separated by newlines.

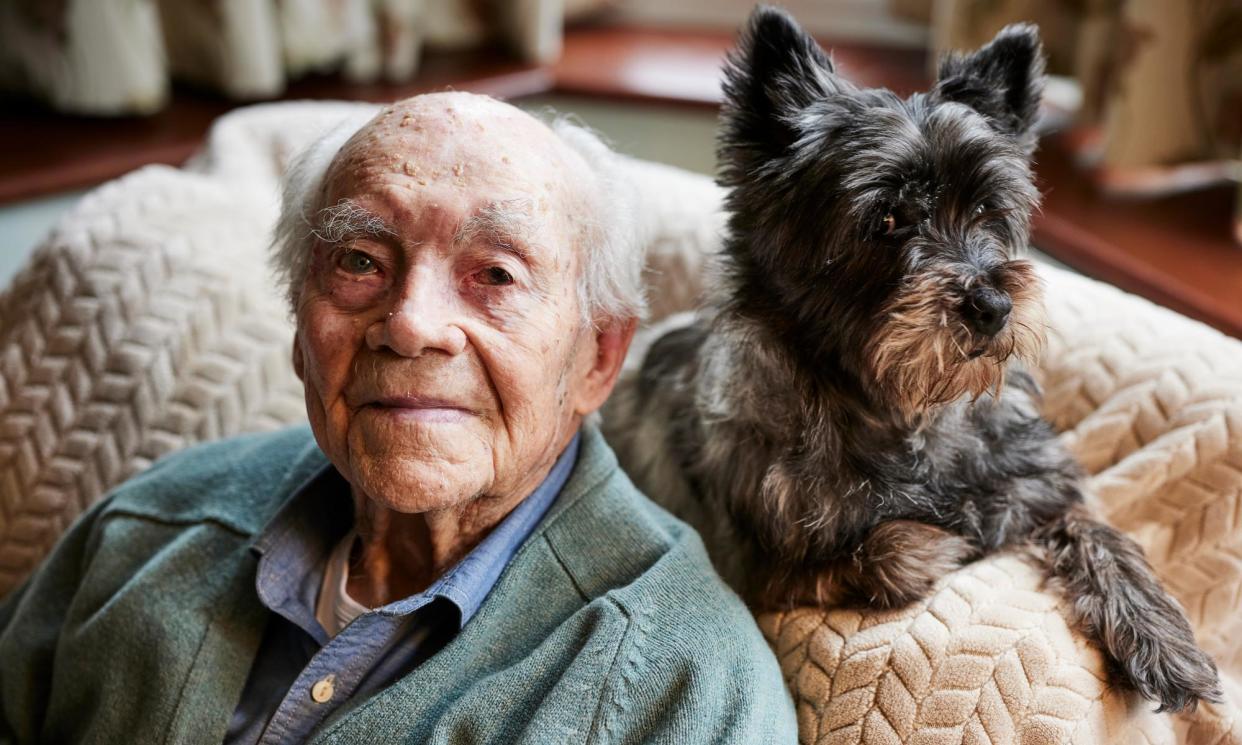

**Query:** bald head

left=315, top=95, right=590, bottom=292
left=271, top=93, right=644, bottom=325
left=333, top=93, right=588, bottom=183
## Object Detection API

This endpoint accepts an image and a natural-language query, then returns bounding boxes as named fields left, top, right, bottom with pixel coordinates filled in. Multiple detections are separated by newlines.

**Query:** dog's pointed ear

left=934, top=23, right=1045, bottom=140
left=719, top=6, right=841, bottom=175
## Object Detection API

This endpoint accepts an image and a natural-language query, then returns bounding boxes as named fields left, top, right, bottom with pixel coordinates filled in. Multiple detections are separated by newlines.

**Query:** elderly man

left=0, top=94, right=796, bottom=743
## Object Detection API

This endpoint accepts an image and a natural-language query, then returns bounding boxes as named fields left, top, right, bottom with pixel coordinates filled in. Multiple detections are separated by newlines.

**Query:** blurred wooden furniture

left=1, top=24, right=1238, bottom=337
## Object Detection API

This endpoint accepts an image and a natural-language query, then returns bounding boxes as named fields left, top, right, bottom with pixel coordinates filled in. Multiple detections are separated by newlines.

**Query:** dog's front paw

left=843, top=520, right=976, bottom=610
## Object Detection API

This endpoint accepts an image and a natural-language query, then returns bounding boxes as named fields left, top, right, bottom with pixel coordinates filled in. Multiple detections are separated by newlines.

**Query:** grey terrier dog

left=603, top=6, right=1221, bottom=713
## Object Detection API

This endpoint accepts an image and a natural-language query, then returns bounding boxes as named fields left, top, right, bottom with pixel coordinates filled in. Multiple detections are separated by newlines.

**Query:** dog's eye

left=973, top=203, right=988, bottom=217
left=881, top=213, right=898, bottom=235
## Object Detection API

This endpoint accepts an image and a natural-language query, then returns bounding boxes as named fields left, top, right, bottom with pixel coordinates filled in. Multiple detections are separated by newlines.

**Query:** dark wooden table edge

left=1032, top=213, right=1242, bottom=338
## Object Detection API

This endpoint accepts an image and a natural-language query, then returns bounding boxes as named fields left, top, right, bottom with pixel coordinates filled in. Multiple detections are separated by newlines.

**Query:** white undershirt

left=315, top=529, right=370, bottom=637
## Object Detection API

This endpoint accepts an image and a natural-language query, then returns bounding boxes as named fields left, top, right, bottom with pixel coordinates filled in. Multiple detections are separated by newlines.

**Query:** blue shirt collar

left=252, top=432, right=581, bottom=640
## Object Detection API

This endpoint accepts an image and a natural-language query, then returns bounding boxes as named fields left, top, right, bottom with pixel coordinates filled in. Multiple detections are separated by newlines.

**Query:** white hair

left=269, top=108, right=646, bottom=327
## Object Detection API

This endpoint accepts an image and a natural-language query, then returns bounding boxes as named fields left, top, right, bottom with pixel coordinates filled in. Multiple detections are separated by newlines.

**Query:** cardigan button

left=311, top=675, right=336, bottom=704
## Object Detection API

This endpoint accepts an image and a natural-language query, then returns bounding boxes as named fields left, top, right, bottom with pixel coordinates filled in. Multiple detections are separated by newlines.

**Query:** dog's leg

left=763, top=521, right=975, bottom=609
left=1034, top=504, right=1222, bottom=712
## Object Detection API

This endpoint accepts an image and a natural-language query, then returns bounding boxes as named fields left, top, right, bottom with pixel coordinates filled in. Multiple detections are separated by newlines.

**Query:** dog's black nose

left=964, top=287, right=1012, bottom=337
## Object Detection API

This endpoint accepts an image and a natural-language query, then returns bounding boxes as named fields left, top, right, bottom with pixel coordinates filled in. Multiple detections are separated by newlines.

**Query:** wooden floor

left=1, top=24, right=1238, bottom=337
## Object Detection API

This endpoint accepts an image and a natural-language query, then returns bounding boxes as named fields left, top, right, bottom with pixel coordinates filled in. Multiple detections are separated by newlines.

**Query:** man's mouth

left=365, top=395, right=474, bottom=422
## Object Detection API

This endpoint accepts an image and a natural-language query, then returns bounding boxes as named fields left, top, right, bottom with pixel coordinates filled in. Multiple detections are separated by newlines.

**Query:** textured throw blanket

left=0, top=102, right=1239, bottom=744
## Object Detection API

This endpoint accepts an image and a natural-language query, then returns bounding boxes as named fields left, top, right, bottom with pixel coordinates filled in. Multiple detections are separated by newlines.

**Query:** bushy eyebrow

left=310, top=197, right=544, bottom=268
left=453, top=198, right=541, bottom=262
left=310, top=199, right=397, bottom=246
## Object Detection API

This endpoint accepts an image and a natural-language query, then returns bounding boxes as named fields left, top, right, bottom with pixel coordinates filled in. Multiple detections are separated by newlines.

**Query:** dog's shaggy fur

left=603, top=6, right=1221, bottom=713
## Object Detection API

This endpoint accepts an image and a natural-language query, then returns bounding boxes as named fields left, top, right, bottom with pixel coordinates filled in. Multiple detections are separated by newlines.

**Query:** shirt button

left=311, top=674, right=336, bottom=704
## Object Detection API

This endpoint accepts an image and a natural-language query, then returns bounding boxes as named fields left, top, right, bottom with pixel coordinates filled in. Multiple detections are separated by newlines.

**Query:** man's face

left=293, top=95, right=608, bottom=514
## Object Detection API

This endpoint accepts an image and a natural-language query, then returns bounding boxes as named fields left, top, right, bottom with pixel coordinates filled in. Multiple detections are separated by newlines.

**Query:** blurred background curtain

left=896, top=0, right=1242, bottom=197
left=0, top=0, right=612, bottom=115
left=1, top=0, right=1238, bottom=234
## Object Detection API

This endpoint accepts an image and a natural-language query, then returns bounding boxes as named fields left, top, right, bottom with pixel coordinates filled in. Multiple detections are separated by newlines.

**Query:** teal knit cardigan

left=0, top=425, right=797, bottom=744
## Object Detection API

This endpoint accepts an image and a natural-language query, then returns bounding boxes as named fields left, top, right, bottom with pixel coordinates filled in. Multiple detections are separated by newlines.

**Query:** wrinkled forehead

left=320, top=94, right=587, bottom=220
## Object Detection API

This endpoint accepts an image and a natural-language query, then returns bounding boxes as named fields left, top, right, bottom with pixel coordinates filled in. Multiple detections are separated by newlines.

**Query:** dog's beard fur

left=603, top=5, right=1222, bottom=714
left=868, top=259, right=1046, bottom=419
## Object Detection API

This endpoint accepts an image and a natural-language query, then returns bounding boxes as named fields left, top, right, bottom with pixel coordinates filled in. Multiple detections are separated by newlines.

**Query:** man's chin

left=348, top=451, right=491, bottom=515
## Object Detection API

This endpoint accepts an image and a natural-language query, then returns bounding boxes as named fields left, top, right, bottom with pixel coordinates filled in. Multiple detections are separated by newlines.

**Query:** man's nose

left=367, top=272, right=467, bottom=357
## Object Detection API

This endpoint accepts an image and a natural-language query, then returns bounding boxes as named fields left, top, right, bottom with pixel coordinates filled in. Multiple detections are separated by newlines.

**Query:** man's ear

left=934, top=23, right=1045, bottom=142
left=291, top=331, right=305, bottom=382
left=573, top=317, right=638, bottom=417
left=718, top=5, right=844, bottom=184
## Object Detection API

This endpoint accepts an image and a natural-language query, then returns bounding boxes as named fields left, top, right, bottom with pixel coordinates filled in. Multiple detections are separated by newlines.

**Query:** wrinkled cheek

left=489, top=327, right=577, bottom=443
left=297, top=309, right=366, bottom=467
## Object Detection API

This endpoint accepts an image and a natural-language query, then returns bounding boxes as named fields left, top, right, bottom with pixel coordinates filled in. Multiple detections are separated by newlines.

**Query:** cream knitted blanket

left=0, top=102, right=1238, bottom=744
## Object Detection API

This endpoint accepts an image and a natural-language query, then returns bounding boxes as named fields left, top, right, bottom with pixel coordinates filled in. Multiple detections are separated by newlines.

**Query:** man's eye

left=478, top=266, right=514, bottom=286
left=339, top=251, right=377, bottom=274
